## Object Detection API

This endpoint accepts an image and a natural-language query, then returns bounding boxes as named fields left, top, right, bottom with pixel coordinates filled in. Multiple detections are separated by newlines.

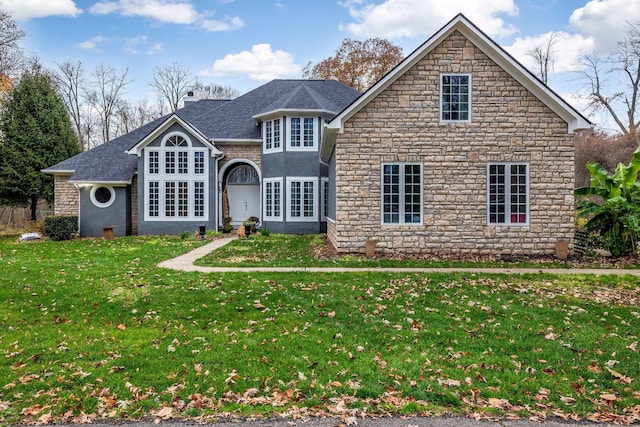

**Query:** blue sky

left=2, top=0, right=640, bottom=132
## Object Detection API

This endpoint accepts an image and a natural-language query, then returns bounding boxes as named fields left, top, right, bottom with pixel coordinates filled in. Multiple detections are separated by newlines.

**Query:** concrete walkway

left=158, top=236, right=640, bottom=276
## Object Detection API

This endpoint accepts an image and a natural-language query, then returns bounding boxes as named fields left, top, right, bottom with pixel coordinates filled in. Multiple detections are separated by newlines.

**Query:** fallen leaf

left=153, top=406, right=173, bottom=422
left=607, top=367, right=633, bottom=384
left=600, top=393, right=617, bottom=402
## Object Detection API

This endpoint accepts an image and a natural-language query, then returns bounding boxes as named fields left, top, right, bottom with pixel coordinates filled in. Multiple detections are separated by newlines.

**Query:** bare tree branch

left=577, top=22, right=640, bottom=136
left=86, top=62, right=131, bottom=143
left=148, top=62, right=198, bottom=112
left=53, top=60, right=87, bottom=151
left=527, top=32, right=558, bottom=84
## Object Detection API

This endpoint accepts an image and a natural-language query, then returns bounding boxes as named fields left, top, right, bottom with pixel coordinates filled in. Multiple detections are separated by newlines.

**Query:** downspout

left=215, top=151, right=226, bottom=231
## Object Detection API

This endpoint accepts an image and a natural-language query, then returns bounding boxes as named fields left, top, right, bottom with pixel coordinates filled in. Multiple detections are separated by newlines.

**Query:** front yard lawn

left=0, top=235, right=639, bottom=424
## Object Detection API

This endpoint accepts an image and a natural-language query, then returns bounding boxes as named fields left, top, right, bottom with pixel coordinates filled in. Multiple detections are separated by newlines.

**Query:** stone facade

left=53, top=175, right=79, bottom=216
left=330, top=31, right=576, bottom=256
left=219, top=143, right=262, bottom=171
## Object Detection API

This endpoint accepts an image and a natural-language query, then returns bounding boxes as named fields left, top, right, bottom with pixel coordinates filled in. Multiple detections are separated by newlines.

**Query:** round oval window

left=90, top=186, right=115, bottom=208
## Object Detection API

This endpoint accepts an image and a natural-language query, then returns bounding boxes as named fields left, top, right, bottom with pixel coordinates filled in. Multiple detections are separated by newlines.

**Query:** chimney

left=183, top=91, right=197, bottom=107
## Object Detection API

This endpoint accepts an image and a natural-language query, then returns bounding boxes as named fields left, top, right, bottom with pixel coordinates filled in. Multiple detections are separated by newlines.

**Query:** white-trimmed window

left=321, top=177, right=329, bottom=221
left=382, top=163, right=423, bottom=225
left=264, top=118, right=282, bottom=153
left=287, top=177, right=318, bottom=221
left=145, top=132, right=208, bottom=221
left=263, top=178, right=283, bottom=221
left=487, top=163, right=529, bottom=225
left=441, top=74, right=471, bottom=122
left=289, top=117, right=316, bottom=150
left=90, top=186, right=116, bottom=208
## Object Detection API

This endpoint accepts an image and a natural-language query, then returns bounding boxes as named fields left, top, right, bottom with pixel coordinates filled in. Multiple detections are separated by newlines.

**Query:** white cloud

left=77, top=36, right=107, bottom=50
left=341, top=0, right=519, bottom=39
left=88, top=0, right=244, bottom=31
left=90, top=0, right=199, bottom=24
left=200, top=16, right=244, bottom=32
left=506, top=31, right=594, bottom=75
left=199, top=44, right=301, bottom=81
left=122, top=35, right=164, bottom=55
left=0, top=0, right=81, bottom=19
left=570, top=0, right=640, bottom=54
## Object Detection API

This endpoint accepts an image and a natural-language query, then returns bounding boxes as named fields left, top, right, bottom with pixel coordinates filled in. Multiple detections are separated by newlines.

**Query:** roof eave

left=68, top=179, right=132, bottom=186
left=41, top=168, right=75, bottom=175
left=253, top=108, right=338, bottom=120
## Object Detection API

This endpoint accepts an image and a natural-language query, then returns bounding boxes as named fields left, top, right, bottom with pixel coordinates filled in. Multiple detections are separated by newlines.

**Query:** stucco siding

left=330, top=30, right=575, bottom=256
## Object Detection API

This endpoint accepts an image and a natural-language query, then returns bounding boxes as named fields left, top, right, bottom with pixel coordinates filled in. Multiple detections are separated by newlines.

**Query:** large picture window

left=487, top=163, right=529, bottom=225
left=441, top=74, right=471, bottom=122
left=144, top=132, right=208, bottom=221
left=382, top=163, right=423, bottom=225
left=287, top=177, right=318, bottom=221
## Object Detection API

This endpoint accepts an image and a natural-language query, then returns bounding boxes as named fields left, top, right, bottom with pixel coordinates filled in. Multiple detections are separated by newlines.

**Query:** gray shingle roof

left=43, top=80, right=360, bottom=183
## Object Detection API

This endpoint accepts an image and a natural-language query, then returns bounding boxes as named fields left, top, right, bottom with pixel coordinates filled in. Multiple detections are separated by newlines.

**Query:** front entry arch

left=220, top=161, right=261, bottom=227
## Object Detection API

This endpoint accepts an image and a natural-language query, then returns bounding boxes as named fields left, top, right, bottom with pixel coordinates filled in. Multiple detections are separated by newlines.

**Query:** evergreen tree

left=0, top=62, right=80, bottom=220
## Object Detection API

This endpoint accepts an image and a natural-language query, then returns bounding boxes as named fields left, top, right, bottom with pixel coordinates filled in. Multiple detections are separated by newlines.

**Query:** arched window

left=165, top=134, right=189, bottom=147
left=227, top=165, right=259, bottom=184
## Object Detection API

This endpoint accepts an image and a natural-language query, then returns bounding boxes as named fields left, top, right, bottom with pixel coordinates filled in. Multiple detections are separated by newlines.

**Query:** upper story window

left=165, top=134, right=189, bottom=147
left=441, top=74, right=471, bottom=122
left=487, top=163, right=529, bottom=226
left=264, top=118, right=282, bottom=153
left=289, top=117, right=316, bottom=151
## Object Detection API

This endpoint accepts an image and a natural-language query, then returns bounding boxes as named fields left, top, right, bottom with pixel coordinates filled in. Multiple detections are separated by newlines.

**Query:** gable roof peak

left=320, top=13, right=592, bottom=162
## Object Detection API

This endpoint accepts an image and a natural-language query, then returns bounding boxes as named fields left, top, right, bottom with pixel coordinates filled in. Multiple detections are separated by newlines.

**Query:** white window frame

left=263, top=177, right=283, bottom=222
left=144, top=131, right=209, bottom=221
left=321, top=177, right=329, bottom=221
left=381, top=162, right=423, bottom=226
left=286, top=177, right=318, bottom=222
left=487, top=162, right=529, bottom=226
left=288, top=117, right=317, bottom=151
left=440, top=73, right=471, bottom=123
left=90, top=185, right=116, bottom=208
left=263, top=118, right=283, bottom=154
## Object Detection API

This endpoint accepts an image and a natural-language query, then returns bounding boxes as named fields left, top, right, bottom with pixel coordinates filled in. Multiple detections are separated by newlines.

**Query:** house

left=320, top=14, right=591, bottom=256
left=43, top=80, right=360, bottom=237
left=44, top=14, right=591, bottom=256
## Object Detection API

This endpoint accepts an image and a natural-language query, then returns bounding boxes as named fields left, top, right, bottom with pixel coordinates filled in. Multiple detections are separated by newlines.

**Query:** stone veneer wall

left=218, top=143, right=262, bottom=171
left=53, top=175, right=79, bottom=216
left=331, top=30, right=576, bottom=256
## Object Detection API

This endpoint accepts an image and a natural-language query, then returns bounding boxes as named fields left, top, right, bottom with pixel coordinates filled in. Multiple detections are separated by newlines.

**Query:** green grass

left=0, top=235, right=639, bottom=424
left=195, top=233, right=632, bottom=269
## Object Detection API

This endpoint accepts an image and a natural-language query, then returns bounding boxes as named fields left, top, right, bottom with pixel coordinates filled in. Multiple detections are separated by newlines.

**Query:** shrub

left=180, top=230, right=191, bottom=240
left=575, top=146, right=640, bottom=256
left=260, top=228, right=271, bottom=237
left=44, top=216, right=78, bottom=241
